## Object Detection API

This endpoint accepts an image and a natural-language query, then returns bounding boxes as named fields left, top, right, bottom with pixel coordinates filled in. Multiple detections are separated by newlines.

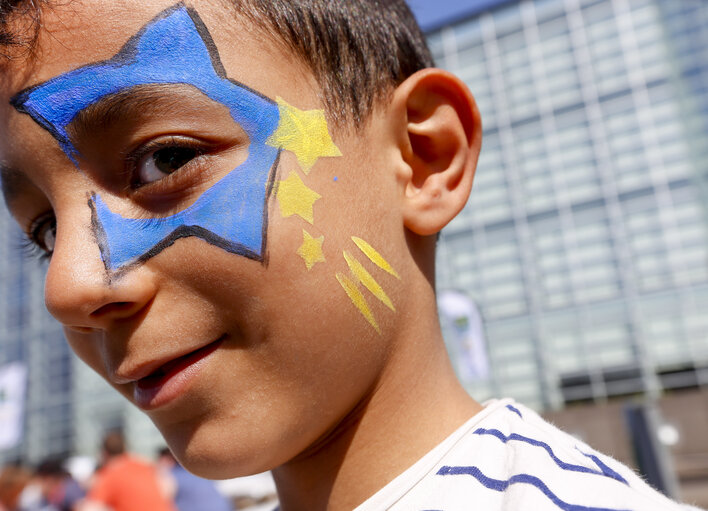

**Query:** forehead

left=4, top=0, right=316, bottom=94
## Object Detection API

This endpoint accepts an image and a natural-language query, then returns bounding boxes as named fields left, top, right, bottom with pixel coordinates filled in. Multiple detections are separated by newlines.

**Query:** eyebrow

left=66, top=83, right=219, bottom=141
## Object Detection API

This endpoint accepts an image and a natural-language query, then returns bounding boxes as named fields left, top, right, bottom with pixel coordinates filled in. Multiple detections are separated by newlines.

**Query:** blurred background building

left=0, top=220, right=163, bottom=464
left=431, top=0, right=708, bottom=411
left=0, top=0, right=706, bottom=505
left=425, top=0, right=708, bottom=504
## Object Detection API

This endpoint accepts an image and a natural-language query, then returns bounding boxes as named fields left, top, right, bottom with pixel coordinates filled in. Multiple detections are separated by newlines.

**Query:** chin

left=178, top=452, right=264, bottom=480
left=167, top=436, right=273, bottom=479
left=153, top=417, right=284, bottom=479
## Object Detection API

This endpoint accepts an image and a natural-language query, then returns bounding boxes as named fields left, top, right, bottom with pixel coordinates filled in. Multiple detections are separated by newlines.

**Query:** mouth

left=133, top=334, right=226, bottom=410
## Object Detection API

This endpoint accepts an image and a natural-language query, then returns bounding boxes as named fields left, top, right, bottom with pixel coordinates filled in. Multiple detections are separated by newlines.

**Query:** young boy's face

left=0, top=0, right=408, bottom=476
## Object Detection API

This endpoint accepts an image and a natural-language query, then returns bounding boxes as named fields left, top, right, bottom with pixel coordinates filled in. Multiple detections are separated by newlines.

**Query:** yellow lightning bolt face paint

left=336, top=272, right=381, bottom=334
left=351, top=237, right=401, bottom=279
left=266, top=97, right=342, bottom=173
left=276, top=172, right=321, bottom=224
left=343, top=251, right=395, bottom=311
left=297, top=229, right=326, bottom=270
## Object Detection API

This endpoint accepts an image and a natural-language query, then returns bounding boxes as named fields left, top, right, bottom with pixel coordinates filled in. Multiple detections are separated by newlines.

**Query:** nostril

left=90, top=301, right=134, bottom=318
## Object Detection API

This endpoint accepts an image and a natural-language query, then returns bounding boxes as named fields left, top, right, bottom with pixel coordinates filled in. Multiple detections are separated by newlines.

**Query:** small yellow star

left=276, top=172, right=321, bottom=224
left=266, top=97, right=342, bottom=174
left=297, top=229, right=326, bottom=270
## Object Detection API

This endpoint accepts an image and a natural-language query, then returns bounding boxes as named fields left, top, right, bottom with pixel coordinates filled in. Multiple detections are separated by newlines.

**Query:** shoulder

left=358, top=399, right=701, bottom=511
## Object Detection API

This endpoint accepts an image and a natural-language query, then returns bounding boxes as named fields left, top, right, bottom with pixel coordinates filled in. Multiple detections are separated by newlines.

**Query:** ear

left=391, top=68, right=482, bottom=236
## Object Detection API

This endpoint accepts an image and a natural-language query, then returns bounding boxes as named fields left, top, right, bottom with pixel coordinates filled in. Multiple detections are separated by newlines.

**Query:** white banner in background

left=438, top=290, right=489, bottom=382
left=0, top=362, right=28, bottom=451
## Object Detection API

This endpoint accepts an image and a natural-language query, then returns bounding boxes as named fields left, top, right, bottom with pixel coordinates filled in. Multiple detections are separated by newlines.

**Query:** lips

left=133, top=335, right=225, bottom=410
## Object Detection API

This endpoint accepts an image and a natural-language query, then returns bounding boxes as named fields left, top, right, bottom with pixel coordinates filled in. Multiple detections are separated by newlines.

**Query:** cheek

left=65, top=330, right=103, bottom=372
left=255, top=264, right=389, bottom=405
left=64, top=331, right=133, bottom=398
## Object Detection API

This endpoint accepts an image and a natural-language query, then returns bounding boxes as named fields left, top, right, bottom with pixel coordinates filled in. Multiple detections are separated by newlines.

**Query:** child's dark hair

left=0, top=0, right=434, bottom=124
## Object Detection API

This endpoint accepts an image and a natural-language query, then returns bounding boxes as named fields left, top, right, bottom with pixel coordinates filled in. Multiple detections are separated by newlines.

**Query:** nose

left=44, top=211, right=156, bottom=331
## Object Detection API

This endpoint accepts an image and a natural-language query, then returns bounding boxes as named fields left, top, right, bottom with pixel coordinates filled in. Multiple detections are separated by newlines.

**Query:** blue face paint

left=11, top=4, right=281, bottom=273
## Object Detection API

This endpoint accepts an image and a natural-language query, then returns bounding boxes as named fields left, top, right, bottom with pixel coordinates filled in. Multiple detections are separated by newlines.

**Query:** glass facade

left=0, top=222, right=162, bottom=465
left=432, top=0, right=708, bottom=410
left=0, top=219, right=72, bottom=463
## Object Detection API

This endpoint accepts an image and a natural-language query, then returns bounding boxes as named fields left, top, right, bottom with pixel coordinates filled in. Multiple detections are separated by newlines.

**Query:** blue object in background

left=171, top=464, right=234, bottom=511
left=407, top=0, right=512, bottom=32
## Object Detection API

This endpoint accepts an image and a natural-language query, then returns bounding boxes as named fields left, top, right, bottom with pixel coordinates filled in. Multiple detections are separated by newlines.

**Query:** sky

left=407, top=0, right=508, bottom=32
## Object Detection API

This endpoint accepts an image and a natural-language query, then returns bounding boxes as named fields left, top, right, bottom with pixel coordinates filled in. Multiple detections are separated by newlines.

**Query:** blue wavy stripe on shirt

left=506, top=404, right=523, bottom=418
left=437, top=466, right=633, bottom=511
left=473, top=428, right=628, bottom=485
left=578, top=450, right=628, bottom=485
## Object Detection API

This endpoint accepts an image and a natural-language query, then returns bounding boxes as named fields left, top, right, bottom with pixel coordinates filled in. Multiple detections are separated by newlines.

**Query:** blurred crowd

left=0, top=432, right=276, bottom=511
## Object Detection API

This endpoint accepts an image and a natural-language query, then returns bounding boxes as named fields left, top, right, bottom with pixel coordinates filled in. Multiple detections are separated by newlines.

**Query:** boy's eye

left=29, top=213, right=57, bottom=255
left=134, top=145, right=200, bottom=186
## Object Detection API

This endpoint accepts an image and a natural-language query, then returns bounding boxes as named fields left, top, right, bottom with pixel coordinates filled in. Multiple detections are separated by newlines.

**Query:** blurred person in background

left=157, top=448, right=234, bottom=511
left=33, top=459, right=84, bottom=511
left=0, top=464, right=31, bottom=511
left=77, top=431, right=174, bottom=511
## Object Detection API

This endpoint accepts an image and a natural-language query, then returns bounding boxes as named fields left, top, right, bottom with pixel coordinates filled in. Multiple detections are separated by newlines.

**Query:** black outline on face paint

left=11, top=3, right=284, bottom=277
left=89, top=150, right=281, bottom=280
left=10, top=3, right=276, bottom=149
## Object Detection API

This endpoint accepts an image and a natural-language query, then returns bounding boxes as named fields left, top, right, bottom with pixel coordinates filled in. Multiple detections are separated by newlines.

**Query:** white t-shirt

left=355, top=399, right=703, bottom=511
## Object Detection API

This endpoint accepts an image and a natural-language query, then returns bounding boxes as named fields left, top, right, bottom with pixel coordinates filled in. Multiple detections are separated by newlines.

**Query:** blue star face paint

left=10, top=4, right=281, bottom=273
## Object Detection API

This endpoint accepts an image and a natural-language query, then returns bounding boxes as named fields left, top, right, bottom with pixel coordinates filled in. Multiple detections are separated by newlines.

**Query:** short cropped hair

left=0, top=0, right=433, bottom=124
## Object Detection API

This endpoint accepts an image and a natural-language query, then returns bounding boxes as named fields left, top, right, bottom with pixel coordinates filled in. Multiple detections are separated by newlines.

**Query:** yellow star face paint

left=297, top=230, right=326, bottom=270
left=276, top=172, right=322, bottom=224
left=266, top=96, right=398, bottom=335
left=266, top=97, right=342, bottom=173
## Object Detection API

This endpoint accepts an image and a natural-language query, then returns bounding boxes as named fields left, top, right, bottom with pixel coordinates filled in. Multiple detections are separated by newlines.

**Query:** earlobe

left=393, top=68, right=482, bottom=236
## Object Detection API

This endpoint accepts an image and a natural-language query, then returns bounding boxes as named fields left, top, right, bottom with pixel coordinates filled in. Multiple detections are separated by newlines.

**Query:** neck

left=272, top=288, right=482, bottom=511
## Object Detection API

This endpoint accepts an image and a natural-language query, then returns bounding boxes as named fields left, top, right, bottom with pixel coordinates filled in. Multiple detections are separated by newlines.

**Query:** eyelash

left=19, top=236, right=51, bottom=262
left=124, top=136, right=207, bottom=192
left=20, top=212, right=55, bottom=262
left=19, top=138, right=214, bottom=258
